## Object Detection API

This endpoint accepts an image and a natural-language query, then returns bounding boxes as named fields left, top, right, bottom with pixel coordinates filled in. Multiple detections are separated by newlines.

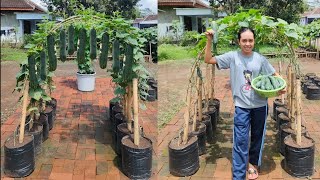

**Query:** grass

left=1, top=47, right=27, bottom=62
left=158, top=44, right=194, bottom=61
left=159, top=43, right=290, bottom=62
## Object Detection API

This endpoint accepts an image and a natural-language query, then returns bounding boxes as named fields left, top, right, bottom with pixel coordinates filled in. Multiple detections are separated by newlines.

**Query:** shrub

left=180, top=31, right=200, bottom=46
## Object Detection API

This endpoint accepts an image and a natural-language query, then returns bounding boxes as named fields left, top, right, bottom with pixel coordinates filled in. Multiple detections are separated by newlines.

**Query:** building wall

left=1, top=12, right=22, bottom=42
left=158, top=7, right=179, bottom=38
left=1, top=12, right=19, bottom=33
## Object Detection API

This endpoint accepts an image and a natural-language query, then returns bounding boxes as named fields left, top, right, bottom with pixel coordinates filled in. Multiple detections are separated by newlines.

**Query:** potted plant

left=75, top=27, right=96, bottom=91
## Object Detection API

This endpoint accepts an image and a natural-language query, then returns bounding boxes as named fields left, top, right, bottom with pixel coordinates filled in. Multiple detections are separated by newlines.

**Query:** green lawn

left=1, top=47, right=27, bottom=62
left=159, top=43, right=289, bottom=62
left=158, top=44, right=194, bottom=61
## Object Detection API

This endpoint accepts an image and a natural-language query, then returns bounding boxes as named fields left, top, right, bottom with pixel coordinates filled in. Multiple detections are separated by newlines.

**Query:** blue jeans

left=232, top=106, right=268, bottom=180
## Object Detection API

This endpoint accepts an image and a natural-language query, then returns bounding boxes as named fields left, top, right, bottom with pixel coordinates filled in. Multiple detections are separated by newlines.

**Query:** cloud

left=138, top=0, right=157, bottom=13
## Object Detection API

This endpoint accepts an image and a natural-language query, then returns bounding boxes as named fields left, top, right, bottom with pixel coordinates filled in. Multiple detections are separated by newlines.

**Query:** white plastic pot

left=76, top=72, right=96, bottom=91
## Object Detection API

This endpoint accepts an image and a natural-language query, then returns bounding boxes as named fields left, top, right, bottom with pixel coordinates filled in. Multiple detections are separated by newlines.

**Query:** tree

left=209, top=0, right=307, bottom=23
left=42, top=0, right=140, bottom=19
left=264, top=0, right=306, bottom=24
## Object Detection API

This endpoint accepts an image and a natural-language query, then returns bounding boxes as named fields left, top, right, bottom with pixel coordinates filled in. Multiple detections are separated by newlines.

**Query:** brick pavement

left=1, top=76, right=157, bottom=180
left=157, top=76, right=320, bottom=180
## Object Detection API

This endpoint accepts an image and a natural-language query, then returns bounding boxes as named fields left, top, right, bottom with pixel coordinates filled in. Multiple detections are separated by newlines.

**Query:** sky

left=137, top=0, right=157, bottom=13
left=31, top=0, right=158, bottom=13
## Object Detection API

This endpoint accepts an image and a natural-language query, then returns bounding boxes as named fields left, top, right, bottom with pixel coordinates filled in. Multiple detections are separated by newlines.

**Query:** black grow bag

left=121, top=135, right=153, bottom=180
left=36, top=113, right=49, bottom=142
left=4, top=134, right=35, bottom=178
left=109, top=100, right=119, bottom=120
left=272, top=99, right=286, bottom=120
left=284, top=135, right=315, bottom=178
left=46, top=98, right=57, bottom=119
left=25, top=114, right=49, bottom=142
left=116, top=123, right=133, bottom=156
left=203, top=106, right=217, bottom=132
left=275, top=106, right=288, bottom=127
left=277, top=113, right=289, bottom=130
left=45, top=106, right=54, bottom=130
left=279, top=123, right=306, bottom=156
left=191, top=122, right=206, bottom=155
left=21, top=122, right=43, bottom=155
left=112, top=113, right=125, bottom=150
left=303, top=82, right=315, bottom=94
left=169, top=135, right=199, bottom=177
left=209, top=98, right=220, bottom=121
left=27, top=123, right=43, bottom=155
left=114, top=113, right=126, bottom=132
left=200, top=115, right=213, bottom=143
left=111, top=105, right=123, bottom=125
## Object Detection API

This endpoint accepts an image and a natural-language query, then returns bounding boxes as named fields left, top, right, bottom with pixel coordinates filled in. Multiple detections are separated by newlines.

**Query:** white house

left=158, top=0, right=213, bottom=38
left=133, top=15, right=158, bottom=29
left=300, top=7, right=320, bottom=25
left=1, top=0, right=49, bottom=43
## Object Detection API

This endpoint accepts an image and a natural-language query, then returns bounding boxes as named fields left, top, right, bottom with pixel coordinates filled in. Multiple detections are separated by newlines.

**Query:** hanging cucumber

left=47, top=34, right=57, bottom=71
left=99, top=32, right=109, bottom=69
left=211, top=21, right=219, bottom=55
left=90, top=28, right=97, bottom=60
left=40, top=50, right=46, bottom=81
left=67, top=25, right=75, bottom=55
left=77, top=28, right=86, bottom=65
left=124, top=44, right=134, bottom=80
left=28, top=55, right=38, bottom=89
left=59, top=30, right=67, bottom=62
left=112, top=39, right=120, bottom=74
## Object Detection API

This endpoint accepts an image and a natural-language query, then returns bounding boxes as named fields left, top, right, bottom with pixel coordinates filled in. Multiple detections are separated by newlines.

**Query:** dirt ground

left=0, top=59, right=157, bottom=124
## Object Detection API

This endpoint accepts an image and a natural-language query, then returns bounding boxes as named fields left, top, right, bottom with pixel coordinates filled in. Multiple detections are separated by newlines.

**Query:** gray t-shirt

left=216, top=51, right=276, bottom=109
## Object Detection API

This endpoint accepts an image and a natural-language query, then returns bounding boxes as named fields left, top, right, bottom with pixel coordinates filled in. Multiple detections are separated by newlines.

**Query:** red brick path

left=1, top=77, right=157, bottom=180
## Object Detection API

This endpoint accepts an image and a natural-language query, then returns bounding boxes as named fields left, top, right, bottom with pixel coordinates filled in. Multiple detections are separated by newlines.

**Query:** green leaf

left=238, top=21, right=249, bottom=27
left=127, top=37, right=138, bottom=46
left=140, top=90, right=149, bottom=96
left=111, top=97, right=121, bottom=103
left=47, top=72, right=54, bottom=77
left=28, top=107, right=39, bottom=113
left=139, top=103, right=147, bottom=110
left=29, top=88, right=42, bottom=101
left=114, top=86, right=126, bottom=95
left=285, top=31, right=299, bottom=40
left=42, top=95, right=52, bottom=101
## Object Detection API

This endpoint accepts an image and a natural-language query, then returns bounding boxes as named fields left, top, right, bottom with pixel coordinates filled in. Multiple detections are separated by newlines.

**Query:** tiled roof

left=144, top=15, right=158, bottom=21
left=133, top=18, right=144, bottom=23
left=302, top=7, right=320, bottom=17
left=158, top=0, right=211, bottom=8
left=133, top=15, right=158, bottom=24
left=1, top=0, right=46, bottom=13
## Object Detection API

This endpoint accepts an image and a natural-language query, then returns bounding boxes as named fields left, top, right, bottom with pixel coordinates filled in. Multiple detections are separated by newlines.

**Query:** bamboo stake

left=133, top=78, right=139, bottom=146
left=287, top=65, right=292, bottom=119
left=203, top=82, right=209, bottom=113
left=198, top=76, right=203, bottom=122
left=125, top=86, right=130, bottom=131
left=149, top=42, right=152, bottom=61
left=211, top=64, right=216, bottom=99
left=290, top=72, right=296, bottom=130
left=296, top=79, right=302, bottom=145
left=128, top=84, right=133, bottom=133
left=192, top=102, right=197, bottom=132
left=183, top=89, right=191, bottom=144
left=19, top=82, right=29, bottom=143
left=279, top=61, right=285, bottom=104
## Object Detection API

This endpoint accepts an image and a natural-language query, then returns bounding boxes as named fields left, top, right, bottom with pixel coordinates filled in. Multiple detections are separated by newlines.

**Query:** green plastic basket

left=251, top=76, right=286, bottom=98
